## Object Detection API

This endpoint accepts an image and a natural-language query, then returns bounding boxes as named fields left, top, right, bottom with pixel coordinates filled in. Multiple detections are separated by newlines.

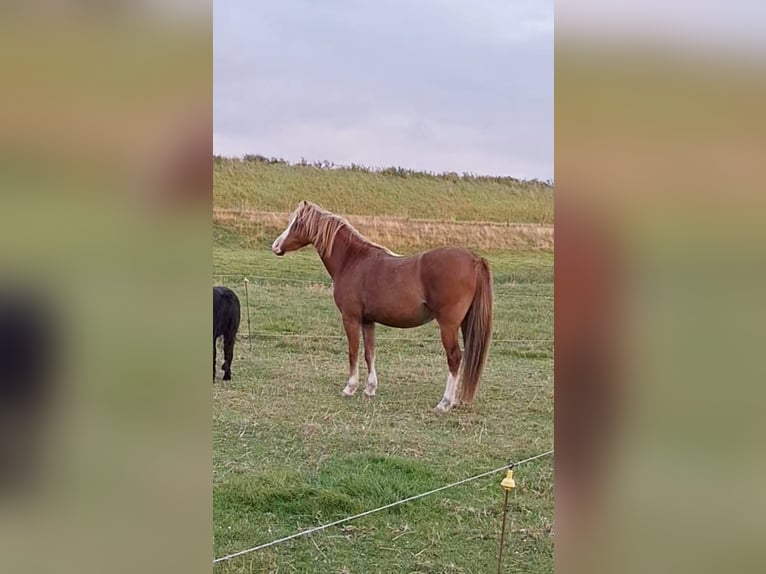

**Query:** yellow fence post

left=497, top=467, right=516, bottom=573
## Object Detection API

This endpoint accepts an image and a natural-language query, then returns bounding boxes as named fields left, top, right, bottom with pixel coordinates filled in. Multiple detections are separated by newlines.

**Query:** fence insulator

left=497, top=468, right=516, bottom=573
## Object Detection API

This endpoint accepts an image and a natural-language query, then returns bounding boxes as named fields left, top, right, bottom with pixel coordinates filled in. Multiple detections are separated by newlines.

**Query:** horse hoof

left=434, top=400, right=451, bottom=413
left=363, top=387, right=376, bottom=398
left=342, top=385, right=357, bottom=397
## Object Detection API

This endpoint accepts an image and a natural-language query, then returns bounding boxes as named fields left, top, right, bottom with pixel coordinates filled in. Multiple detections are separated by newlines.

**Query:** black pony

left=213, top=286, right=241, bottom=382
left=0, top=284, right=58, bottom=496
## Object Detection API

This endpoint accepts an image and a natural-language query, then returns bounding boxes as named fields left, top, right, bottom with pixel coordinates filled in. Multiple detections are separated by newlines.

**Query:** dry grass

left=214, top=208, right=554, bottom=252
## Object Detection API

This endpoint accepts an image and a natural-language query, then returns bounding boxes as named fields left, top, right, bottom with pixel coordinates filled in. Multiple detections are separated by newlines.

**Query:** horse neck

left=316, top=225, right=368, bottom=279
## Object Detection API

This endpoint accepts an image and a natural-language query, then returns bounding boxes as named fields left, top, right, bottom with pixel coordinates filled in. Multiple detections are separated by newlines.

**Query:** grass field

left=213, top=160, right=553, bottom=573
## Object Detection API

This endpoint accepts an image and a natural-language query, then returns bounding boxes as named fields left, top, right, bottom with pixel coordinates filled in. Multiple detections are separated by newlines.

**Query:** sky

left=214, top=0, right=553, bottom=180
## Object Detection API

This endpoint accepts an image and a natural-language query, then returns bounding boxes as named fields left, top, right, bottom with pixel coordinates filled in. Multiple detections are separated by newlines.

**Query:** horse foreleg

left=362, top=322, right=377, bottom=397
left=342, top=317, right=361, bottom=396
left=435, top=324, right=462, bottom=413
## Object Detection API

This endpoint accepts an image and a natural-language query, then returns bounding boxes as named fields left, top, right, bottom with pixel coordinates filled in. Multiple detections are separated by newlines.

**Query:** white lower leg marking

left=342, top=361, right=359, bottom=396
left=435, top=372, right=457, bottom=412
left=364, top=359, right=378, bottom=397
left=444, top=373, right=457, bottom=406
left=447, top=372, right=458, bottom=405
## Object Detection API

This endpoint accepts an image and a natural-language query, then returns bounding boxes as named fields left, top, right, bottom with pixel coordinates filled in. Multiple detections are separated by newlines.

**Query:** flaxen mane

left=300, top=202, right=395, bottom=258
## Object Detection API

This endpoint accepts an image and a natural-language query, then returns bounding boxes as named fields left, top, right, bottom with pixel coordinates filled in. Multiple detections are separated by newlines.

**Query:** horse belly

left=365, top=292, right=434, bottom=328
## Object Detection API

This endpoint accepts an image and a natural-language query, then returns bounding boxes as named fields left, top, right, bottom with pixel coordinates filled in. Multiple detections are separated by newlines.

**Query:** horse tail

left=459, top=257, right=493, bottom=405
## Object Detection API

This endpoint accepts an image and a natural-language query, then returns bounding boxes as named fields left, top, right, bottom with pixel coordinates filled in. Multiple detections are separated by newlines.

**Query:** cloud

left=214, top=0, right=553, bottom=179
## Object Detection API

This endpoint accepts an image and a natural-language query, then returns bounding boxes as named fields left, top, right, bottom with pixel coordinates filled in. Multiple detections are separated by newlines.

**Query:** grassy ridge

left=214, top=157, right=553, bottom=224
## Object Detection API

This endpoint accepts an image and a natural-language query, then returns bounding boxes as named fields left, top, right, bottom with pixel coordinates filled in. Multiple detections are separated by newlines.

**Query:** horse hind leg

left=434, top=323, right=462, bottom=413
left=213, top=336, right=218, bottom=382
left=222, top=333, right=234, bottom=381
left=362, top=322, right=377, bottom=397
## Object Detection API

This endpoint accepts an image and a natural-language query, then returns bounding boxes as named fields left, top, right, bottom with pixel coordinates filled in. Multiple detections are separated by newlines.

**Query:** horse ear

left=300, top=200, right=308, bottom=207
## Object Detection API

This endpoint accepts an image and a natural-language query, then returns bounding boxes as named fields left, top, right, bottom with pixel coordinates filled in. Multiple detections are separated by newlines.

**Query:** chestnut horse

left=271, top=201, right=493, bottom=412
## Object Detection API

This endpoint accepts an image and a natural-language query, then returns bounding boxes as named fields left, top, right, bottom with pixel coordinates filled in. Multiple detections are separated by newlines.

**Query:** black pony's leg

left=222, top=334, right=234, bottom=381
left=213, top=336, right=218, bottom=382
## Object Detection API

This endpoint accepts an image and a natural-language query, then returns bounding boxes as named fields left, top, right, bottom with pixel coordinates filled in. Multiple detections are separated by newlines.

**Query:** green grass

left=213, top=241, right=553, bottom=572
left=213, top=164, right=552, bottom=572
left=214, top=157, right=553, bottom=224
